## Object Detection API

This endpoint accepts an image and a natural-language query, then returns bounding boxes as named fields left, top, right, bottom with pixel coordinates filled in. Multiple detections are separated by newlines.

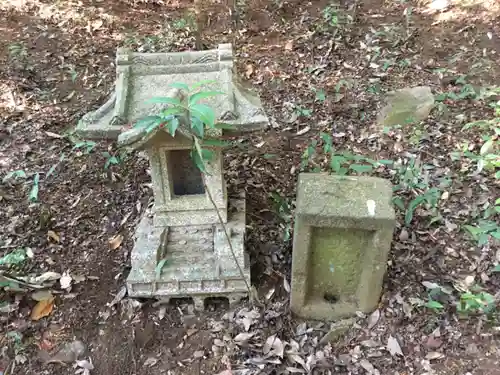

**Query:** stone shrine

left=77, top=44, right=269, bottom=309
left=291, top=173, right=395, bottom=321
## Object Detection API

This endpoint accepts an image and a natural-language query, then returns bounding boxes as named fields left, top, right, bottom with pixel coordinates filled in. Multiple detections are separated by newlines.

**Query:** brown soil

left=1, top=0, right=500, bottom=374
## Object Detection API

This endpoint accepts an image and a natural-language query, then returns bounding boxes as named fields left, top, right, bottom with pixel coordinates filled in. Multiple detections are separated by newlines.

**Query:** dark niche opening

left=169, top=149, right=205, bottom=196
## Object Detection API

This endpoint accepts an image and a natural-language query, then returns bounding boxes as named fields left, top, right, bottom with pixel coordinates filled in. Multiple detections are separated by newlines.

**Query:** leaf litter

left=1, top=0, right=500, bottom=374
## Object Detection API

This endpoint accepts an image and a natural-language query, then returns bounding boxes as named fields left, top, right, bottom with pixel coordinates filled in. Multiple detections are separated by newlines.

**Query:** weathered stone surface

left=76, top=43, right=269, bottom=139
left=377, top=86, right=435, bottom=127
left=127, top=199, right=249, bottom=308
left=81, top=44, right=267, bottom=309
left=291, top=173, right=395, bottom=321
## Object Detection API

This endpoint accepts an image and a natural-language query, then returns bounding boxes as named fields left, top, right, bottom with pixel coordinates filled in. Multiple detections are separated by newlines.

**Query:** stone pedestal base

left=291, top=173, right=396, bottom=321
left=127, top=199, right=249, bottom=310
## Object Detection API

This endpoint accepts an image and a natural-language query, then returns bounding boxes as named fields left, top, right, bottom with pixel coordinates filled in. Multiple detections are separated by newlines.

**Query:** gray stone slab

left=291, top=173, right=396, bottom=321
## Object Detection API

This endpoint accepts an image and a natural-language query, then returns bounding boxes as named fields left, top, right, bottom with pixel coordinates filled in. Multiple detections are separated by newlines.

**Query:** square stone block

left=291, top=173, right=396, bottom=321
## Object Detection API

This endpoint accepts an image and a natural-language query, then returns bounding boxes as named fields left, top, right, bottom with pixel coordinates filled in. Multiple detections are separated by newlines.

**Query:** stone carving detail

left=76, top=43, right=267, bottom=140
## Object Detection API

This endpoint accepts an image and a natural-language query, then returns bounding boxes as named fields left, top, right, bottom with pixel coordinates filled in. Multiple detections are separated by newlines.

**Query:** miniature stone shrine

left=78, top=44, right=269, bottom=309
left=291, top=173, right=395, bottom=321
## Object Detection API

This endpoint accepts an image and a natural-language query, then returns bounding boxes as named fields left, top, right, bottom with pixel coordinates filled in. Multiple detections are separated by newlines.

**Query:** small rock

left=319, top=319, right=354, bottom=344
left=378, top=86, right=435, bottom=127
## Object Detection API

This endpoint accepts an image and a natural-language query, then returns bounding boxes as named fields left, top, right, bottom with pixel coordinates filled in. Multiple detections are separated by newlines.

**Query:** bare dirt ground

left=1, top=0, right=500, bottom=374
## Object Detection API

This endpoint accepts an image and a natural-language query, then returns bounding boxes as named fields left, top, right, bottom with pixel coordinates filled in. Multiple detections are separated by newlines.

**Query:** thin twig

left=201, top=177, right=252, bottom=299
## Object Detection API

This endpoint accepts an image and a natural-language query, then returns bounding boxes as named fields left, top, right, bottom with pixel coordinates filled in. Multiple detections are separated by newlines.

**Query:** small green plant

left=460, top=140, right=499, bottom=178
left=457, top=289, right=495, bottom=315
left=29, top=173, right=39, bottom=202
left=72, top=140, right=97, bottom=154
left=398, top=58, right=411, bottom=68
left=403, top=187, right=441, bottom=226
left=366, top=83, right=381, bottom=94
left=6, top=330, right=27, bottom=358
left=0, top=248, right=27, bottom=266
left=423, top=286, right=445, bottom=312
left=408, top=123, right=426, bottom=145
left=333, top=79, right=351, bottom=102
left=300, top=133, right=393, bottom=175
left=8, top=41, right=30, bottom=70
left=322, top=4, right=340, bottom=28
left=131, top=81, right=231, bottom=172
left=463, top=220, right=500, bottom=246
left=435, top=78, right=480, bottom=102
left=172, top=14, right=196, bottom=31
left=271, top=192, right=294, bottom=242
left=313, top=88, right=326, bottom=102
left=392, top=158, right=442, bottom=225
left=300, top=139, right=318, bottom=171
left=67, top=66, right=78, bottom=83
left=103, top=152, right=120, bottom=169
left=316, top=2, right=352, bottom=35
left=458, top=97, right=500, bottom=178
left=2, top=170, right=39, bottom=202
left=295, top=106, right=313, bottom=118
left=2, top=170, right=27, bottom=183
left=411, top=282, right=451, bottom=312
left=380, top=58, right=395, bottom=72
left=483, top=197, right=500, bottom=219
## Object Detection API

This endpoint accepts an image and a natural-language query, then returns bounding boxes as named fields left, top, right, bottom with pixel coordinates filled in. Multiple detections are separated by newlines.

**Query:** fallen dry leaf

left=45, top=131, right=63, bottom=139
left=360, top=359, right=377, bottom=374
left=31, top=290, right=54, bottom=302
left=144, top=357, right=158, bottom=367
left=60, top=271, right=72, bottom=289
left=109, top=286, right=127, bottom=307
left=76, top=359, right=94, bottom=370
left=38, top=338, right=54, bottom=351
left=425, top=351, right=444, bottom=360
left=34, top=272, right=61, bottom=284
left=91, top=19, right=103, bottom=30
left=387, top=335, right=403, bottom=356
left=367, top=309, right=380, bottom=329
left=47, top=230, right=60, bottom=243
left=425, top=335, right=443, bottom=349
left=108, top=234, right=123, bottom=250
left=263, top=334, right=284, bottom=358
left=296, top=126, right=310, bottom=136
left=283, top=278, right=291, bottom=293
left=245, top=64, right=254, bottom=79
left=31, top=296, right=55, bottom=321
left=284, top=40, right=294, bottom=51
left=234, top=332, right=255, bottom=343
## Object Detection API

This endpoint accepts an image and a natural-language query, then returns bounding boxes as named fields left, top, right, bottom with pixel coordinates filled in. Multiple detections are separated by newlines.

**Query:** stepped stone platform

left=127, top=199, right=249, bottom=309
